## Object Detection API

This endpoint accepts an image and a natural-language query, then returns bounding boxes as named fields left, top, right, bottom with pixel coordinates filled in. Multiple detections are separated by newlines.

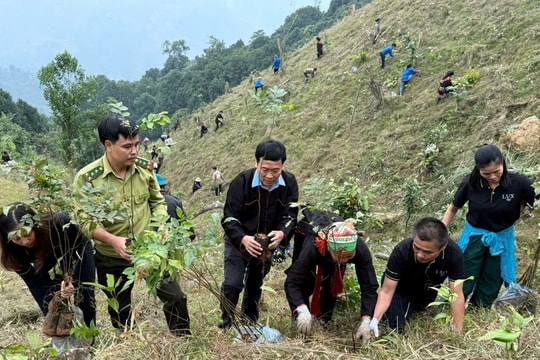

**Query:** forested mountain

left=0, top=0, right=369, bottom=141
left=0, top=66, right=49, bottom=115
left=0, top=0, right=370, bottom=169
left=86, top=0, right=372, bottom=138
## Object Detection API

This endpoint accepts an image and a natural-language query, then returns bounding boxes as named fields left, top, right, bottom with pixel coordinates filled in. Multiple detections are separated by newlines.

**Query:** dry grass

left=2, top=0, right=540, bottom=358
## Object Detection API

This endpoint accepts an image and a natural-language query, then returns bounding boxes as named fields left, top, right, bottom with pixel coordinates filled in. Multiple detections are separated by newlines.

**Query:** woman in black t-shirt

left=442, top=144, right=536, bottom=308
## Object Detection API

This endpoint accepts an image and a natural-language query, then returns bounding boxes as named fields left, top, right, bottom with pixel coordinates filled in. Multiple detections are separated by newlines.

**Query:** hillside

left=2, top=0, right=540, bottom=359
left=164, top=0, right=539, bottom=229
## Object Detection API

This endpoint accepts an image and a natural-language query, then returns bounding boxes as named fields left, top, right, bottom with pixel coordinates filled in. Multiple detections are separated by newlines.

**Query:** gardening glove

left=272, top=246, right=287, bottom=264
left=295, top=305, right=312, bottom=336
left=355, top=317, right=373, bottom=346
left=370, top=317, right=379, bottom=337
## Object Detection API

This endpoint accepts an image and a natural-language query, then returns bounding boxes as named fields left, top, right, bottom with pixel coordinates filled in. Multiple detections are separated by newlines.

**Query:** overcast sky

left=0, top=0, right=330, bottom=80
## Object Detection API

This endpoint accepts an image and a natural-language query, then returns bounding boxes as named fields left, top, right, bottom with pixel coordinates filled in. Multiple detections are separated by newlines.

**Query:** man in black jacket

left=219, top=140, right=299, bottom=329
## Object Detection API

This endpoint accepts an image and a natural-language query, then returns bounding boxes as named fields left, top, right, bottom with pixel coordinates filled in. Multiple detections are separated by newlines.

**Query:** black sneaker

left=218, top=321, right=231, bottom=329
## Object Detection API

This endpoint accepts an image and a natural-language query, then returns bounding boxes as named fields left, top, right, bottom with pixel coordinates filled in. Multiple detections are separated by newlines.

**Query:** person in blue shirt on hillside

left=380, top=43, right=396, bottom=69
left=272, top=55, right=281, bottom=74
left=399, top=64, right=418, bottom=96
left=254, top=77, right=264, bottom=93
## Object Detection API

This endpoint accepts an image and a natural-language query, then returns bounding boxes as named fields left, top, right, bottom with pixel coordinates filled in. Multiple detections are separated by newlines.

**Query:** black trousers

left=384, top=288, right=428, bottom=333
left=94, top=250, right=190, bottom=335
left=220, top=241, right=272, bottom=326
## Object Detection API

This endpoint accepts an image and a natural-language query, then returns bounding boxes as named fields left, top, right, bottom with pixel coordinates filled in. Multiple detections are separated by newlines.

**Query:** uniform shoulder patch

left=135, top=157, right=154, bottom=171
left=82, top=166, right=104, bottom=183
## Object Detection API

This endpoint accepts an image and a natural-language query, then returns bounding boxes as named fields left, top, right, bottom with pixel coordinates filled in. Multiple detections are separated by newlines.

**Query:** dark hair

left=412, top=217, right=449, bottom=249
left=469, top=144, right=508, bottom=187
left=391, top=43, right=396, bottom=47
left=97, top=116, right=139, bottom=145
left=255, top=140, right=287, bottom=163
left=375, top=18, right=380, bottom=22
left=316, top=37, right=321, bottom=41
left=406, top=64, right=412, bottom=68
left=443, top=70, right=454, bottom=79
left=0, top=203, right=54, bottom=272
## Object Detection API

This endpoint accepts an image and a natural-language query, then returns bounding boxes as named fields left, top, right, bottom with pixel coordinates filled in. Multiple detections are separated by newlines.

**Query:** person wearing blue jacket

left=380, top=43, right=396, bottom=69
left=272, top=55, right=281, bottom=74
left=254, top=77, right=264, bottom=93
left=399, top=64, right=418, bottom=96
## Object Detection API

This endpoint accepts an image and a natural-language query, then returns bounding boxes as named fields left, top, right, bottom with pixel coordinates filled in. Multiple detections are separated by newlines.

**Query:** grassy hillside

left=1, top=0, right=540, bottom=359
left=167, top=0, right=539, bottom=223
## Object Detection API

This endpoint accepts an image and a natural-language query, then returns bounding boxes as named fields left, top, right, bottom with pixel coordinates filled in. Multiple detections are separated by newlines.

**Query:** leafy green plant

left=428, top=277, right=473, bottom=325
left=249, top=85, right=295, bottom=138
left=303, top=177, right=382, bottom=228
left=421, top=122, right=448, bottom=173
left=446, top=68, right=480, bottom=112
left=73, top=182, right=129, bottom=237
left=335, top=275, right=362, bottom=311
left=86, top=273, right=128, bottom=316
left=109, top=101, right=171, bottom=131
left=422, top=143, right=441, bottom=172
left=37, top=51, right=98, bottom=172
left=402, top=177, right=426, bottom=227
left=478, top=307, right=534, bottom=352
left=0, top=332, right=57, bottom=359
left=463, top=67, right=480, bottom=86
left=405, top=39, right=417, bottom=63
left=123, top=213, right=219, bottom=296
left=351, top=51, right=368, bottom=66
left=71, top=319, right=100, bottom=340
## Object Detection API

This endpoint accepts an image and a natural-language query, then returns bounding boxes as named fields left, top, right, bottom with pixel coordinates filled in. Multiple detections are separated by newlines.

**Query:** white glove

left=370, top=317, right=379, bottom=338
left=355, top=317, right=372, bottom=345
left=295, top=305, right=312, bottom=336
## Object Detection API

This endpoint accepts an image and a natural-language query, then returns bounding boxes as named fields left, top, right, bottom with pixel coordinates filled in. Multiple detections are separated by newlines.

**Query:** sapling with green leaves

left=303, top=177, right=382, bottom=229
left=402, top=177, right=425, bottom=227
left=249, top=85, right=294, bottom=138
left=478, top=307, right=534, bottom=352
left=123, top=213, right=218, bottom=296
left=428, top=276, right=473, bottom=328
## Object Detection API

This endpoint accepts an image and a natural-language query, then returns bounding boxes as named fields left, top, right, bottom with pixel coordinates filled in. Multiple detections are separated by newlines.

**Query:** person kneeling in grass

left=371, top=217, right=465, bottom=335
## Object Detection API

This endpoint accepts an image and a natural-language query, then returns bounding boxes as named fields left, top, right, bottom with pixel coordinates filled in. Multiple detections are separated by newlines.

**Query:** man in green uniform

left=72, top=116, right=190, bottom=336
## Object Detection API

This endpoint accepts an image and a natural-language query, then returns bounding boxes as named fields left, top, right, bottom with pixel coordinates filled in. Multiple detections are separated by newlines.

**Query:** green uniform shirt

left=72, top=153, right=167, bottom=258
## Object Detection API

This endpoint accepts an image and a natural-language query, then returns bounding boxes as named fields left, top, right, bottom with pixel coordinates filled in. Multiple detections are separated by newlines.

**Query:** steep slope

left=161, top=0, right=539, bottom=224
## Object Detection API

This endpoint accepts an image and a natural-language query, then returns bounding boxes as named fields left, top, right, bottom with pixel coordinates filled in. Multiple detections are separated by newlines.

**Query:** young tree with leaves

left=37, top=51, right=97, bottom=174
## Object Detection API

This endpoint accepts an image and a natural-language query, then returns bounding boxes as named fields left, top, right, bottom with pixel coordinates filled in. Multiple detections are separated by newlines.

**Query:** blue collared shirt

left=252, top=170, right=285, bottom=192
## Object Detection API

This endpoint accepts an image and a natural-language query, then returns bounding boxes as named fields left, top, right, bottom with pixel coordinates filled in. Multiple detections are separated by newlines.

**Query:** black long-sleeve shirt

left=221, top=168, right=299, bottom=250
left=285, top=234, right=379, bottom=317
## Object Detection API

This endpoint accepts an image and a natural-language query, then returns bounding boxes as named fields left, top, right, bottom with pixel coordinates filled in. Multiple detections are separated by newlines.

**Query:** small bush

left=351, top=51, right=368, bottom=66
left=464, top=68, right=480, bottom=86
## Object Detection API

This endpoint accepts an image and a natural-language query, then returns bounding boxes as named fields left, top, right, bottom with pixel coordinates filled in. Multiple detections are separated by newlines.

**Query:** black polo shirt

left=384, top=237, right=464, bottom=309
left=452, top=173, right=535, bottom=232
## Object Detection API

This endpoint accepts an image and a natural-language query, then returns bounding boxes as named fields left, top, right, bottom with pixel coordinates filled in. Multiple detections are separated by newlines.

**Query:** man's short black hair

left=412, top=217, right=449, bottom=249
left=98, top=116, right=139, bottom=145
left=255, top=140, right=287, bottom=163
